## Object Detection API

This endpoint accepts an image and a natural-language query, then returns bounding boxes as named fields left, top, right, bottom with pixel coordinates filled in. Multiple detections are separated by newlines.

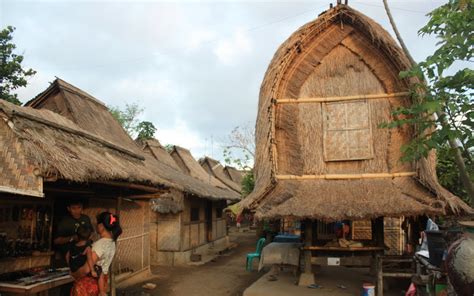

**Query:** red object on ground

left=70, top=276, right=99, bottom=296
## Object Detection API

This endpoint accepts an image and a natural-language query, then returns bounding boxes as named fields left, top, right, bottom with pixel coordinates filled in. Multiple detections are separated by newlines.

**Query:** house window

left=190, top=207, right=200, bottom=222
left=216, top=208, right=223, bottom=219
left=323, top=100, right=373, bottom=161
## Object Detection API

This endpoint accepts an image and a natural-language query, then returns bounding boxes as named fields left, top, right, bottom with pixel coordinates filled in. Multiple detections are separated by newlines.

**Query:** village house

left=0, top=95, right=167, bottom=293
left=0, top=78, right=240, bottom=294
left=139, top=139, right=240, bottom=266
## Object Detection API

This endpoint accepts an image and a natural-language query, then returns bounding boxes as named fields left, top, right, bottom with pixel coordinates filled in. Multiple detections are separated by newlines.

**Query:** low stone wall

left=154, top=236, right=229, bottom=266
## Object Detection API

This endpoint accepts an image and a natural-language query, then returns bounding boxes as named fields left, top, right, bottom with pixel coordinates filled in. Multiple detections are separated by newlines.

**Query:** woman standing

left=71, top=212, right=122, bottom=296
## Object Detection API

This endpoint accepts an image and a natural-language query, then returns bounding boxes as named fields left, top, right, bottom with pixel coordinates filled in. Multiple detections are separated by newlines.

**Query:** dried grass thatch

left=170, top=146, right=231, bottom=190
left=26, top=78, right=143, bottom=156
left=243, top=4, right=472, bottom=219
left=224, top=166, right=245, bottom=185
left=199, top=157, right=241, bottom=193
left=0, top=99, right=171, bottom=188
left=140, top=139, right=240, bottom=201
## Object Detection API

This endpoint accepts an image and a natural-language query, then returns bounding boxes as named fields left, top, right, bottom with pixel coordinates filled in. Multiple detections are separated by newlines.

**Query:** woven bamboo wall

left=0, top=118, right=43, bottom=194
left=83, top=198, right=150, bottom=276
left=352, top=218, right=403, bottom=255
left=275, top=29, right=412, bottom=176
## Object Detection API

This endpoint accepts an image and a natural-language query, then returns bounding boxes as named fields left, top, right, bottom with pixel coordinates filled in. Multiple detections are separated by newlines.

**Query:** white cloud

left=214, top=28, right=252, bottom=65
left=158, top=119, right=207, bottom=157
left=185, top=28, right=216, bottom=52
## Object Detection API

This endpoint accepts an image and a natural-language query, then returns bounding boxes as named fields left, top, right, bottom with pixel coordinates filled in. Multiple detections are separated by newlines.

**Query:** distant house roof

left=199, top=157, right=241, bottom=193
left=139, top=139, right=240, bottom=201
left=224, top=166, right=245, bottom=185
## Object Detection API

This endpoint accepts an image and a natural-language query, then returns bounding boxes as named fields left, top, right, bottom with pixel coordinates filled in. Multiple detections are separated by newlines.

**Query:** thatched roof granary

left=244, top=4, right=472, bottom=221
left=140, top=139, right=240, bottom=202
left=199, top=157, right=242, bottom=194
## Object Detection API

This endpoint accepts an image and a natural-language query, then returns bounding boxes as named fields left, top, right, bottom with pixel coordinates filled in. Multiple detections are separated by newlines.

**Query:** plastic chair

left=246, top=237, right=266, bottom=271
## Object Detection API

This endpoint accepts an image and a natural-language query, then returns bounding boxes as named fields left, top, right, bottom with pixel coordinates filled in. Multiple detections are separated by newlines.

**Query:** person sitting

left=66, top=225, right=96, bottom=277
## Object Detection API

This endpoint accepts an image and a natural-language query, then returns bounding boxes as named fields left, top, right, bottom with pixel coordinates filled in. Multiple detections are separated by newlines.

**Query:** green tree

left=136, top=121, right=157, bottom=140
left=109, top=102, right=157, bottom=140
left=383, top=0, right=474, bottom=206
left=241, top=170, right=255, bottom=198
left=0, top=26, right=36, bottom=105
left=437, top=144, right=474, bottom=202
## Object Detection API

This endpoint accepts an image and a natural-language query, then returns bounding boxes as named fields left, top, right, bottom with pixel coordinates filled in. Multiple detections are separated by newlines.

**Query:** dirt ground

left=117, top=230, right=263, bottom=296
left=118, top=230, right=410, bottom=296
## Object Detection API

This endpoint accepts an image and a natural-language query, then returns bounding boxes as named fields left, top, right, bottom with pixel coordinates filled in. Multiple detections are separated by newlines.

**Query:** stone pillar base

left=298, top=272, right=315, bottom=286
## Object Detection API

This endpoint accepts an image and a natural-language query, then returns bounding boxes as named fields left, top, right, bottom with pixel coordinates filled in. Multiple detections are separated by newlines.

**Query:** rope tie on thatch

left=276, top=92, right=409, bottom=104
left=276, top=172, right=416, bottom=180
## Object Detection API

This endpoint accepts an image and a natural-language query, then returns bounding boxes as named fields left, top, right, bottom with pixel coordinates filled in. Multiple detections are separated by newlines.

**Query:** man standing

left=54, top=200, right=93, bottom=296
left=54, top=200, right=93, bottom=264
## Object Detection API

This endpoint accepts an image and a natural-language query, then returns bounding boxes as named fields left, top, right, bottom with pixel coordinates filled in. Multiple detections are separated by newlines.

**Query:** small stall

left=0, top=193, right=73, bottom=295
left=0, top=91, right=170, bottom=294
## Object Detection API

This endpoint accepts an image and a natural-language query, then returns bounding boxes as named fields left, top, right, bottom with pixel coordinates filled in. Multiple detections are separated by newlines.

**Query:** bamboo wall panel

left=281, top=42, right=414, bottom=175
left=157, top=217, right=181, bottom=251
left=182, top=224, right=190, bottom=250
left=199, top=223, right=206, bottom=245
left=190, top=224, right=199, bottom=247
left=0, top=119, right=43, bottom=195
left=212, top=221, right=217, bottom=241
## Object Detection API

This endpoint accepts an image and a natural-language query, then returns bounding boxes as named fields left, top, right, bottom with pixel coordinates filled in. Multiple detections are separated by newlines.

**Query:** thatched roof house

left=244, top=4, right=472, bottom=221
left=25, top=78, right=143, bottom=155
left=0, top=99, right=171, bottom=197
left=140, top=139, right=240, bottom=202
left=199, top=157, right=242, bottom=194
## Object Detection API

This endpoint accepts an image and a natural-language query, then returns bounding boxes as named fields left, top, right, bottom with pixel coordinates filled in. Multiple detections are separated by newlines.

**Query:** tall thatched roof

left=139, top=139, right=240, bottom=201
left=199, top=157, right=241, bottom=193
left=0, top=99, right=172, bottom=195
left=25, top=78, right=142, bottom=156
left=243, top=4, right=472, bottom=221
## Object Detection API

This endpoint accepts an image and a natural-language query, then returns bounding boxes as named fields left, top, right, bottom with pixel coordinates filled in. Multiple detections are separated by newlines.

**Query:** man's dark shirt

left=55, top=214, right=92, bottom=255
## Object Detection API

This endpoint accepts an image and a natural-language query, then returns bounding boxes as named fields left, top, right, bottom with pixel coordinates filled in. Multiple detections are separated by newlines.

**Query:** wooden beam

left=304, top=220, right=313, bottom=273
left=276, top=92, right=409, bottom=104
left=93, top=181, right=164, bottom=193
left=0, top=185, right=44, bottom=198
left=276, top=172, right=416, bottom=180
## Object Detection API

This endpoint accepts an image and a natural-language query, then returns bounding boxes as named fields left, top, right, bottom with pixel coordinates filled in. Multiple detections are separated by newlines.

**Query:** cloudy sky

left=1, top=0, right=447, bottom=162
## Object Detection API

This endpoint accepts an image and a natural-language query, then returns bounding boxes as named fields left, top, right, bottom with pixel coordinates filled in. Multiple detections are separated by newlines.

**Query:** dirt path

left=118, top=230, right=262, bottom=296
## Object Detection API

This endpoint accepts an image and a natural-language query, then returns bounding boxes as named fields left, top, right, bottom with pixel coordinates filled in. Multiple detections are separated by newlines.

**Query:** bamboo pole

left=276, top=172, right=416, bottom=180
left=277, top=92, right=409, bottom=104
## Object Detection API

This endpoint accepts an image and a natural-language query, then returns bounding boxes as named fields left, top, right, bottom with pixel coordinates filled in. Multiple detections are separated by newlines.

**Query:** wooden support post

left=376, top=255, right=383, bottom=296
left=372, top=217, right=384, bottom=296
left=372, top=217, right=384, bottom=248
left=298, top=219, right=315, bottom=286
left=110, top=196, right=122, bottom=296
